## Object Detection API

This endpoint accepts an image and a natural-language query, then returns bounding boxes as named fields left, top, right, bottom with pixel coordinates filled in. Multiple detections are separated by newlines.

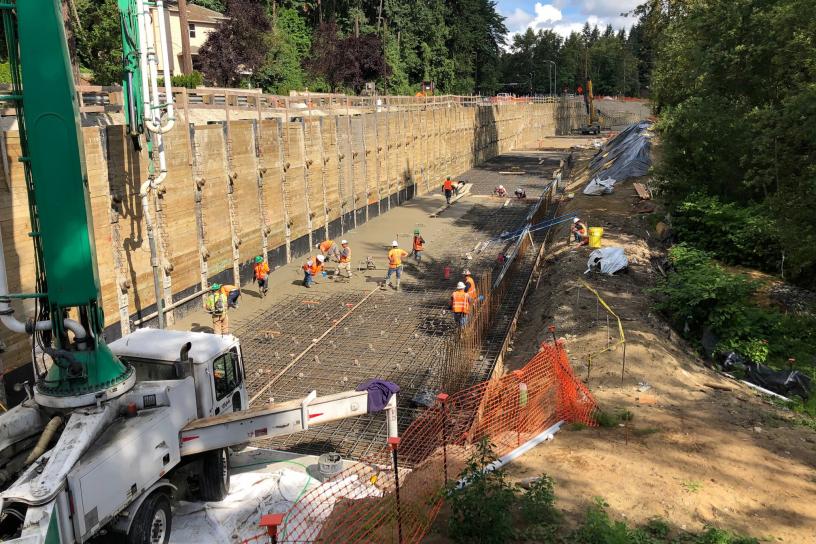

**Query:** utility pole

left=178, top=0, right=194, bottom=75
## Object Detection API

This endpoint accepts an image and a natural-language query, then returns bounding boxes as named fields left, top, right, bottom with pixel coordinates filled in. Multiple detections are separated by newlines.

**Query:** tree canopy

left=649, top=0, right=816, bottom=286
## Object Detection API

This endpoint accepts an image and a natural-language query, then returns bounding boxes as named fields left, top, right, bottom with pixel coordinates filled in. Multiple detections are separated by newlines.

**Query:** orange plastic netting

left=267, top=343, right=596, bottom=543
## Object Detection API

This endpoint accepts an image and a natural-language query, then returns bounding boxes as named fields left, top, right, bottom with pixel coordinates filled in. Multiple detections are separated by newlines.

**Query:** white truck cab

left=109, top=328, right=248, bottom=418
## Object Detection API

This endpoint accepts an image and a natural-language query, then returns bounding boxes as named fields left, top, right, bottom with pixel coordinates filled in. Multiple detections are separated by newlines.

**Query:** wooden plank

left=160, top=124, right=199, bottom=320
left=195, top=125, right=232, bottom=279
left=257, top=119, right=288, bottom=254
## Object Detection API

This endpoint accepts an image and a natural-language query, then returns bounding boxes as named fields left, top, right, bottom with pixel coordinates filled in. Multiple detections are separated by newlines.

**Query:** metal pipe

left=140, top=193, right=164, bottom=329
left=140, top=0, right=174, bottom=135
left=131, top=287, right=206, bottom=326
left=150, top=0, right=176, bottom=134
left=24, top=415, right=63, bottom=465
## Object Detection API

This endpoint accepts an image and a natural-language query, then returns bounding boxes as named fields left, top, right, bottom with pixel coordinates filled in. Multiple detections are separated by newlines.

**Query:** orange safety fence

left=270, top=342, right=597, bottom=543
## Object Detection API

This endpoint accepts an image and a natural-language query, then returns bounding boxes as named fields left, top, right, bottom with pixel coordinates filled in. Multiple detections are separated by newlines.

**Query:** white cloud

left=505, top=8, right=534, bottom=31
left=531, top=3, right=563, bottom=27
left=502, top=1, right=638, bottom=40
left=574, top=0, right=641, bottom=17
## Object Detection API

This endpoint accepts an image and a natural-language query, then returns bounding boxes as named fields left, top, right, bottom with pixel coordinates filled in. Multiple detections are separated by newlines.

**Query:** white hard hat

left=317, top=255, right=325, bottom=262
left=341, top=239, right=348, bottom=244
left=391, top=240, right=399, bottom=247
left=573, top=217, right=580, bottom=223
left=456, top=281, right=466, bottom=289
left=316, top=243, right=321, bottom=249
left=463, top=269, right=471, bottom=275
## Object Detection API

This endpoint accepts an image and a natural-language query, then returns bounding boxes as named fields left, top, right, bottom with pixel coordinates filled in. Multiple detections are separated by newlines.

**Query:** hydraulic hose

left=24, top=415, right=63, bottom=466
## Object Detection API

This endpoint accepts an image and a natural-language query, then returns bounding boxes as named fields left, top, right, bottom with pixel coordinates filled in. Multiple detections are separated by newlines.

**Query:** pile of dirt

left=492, top=153, right=816, bottom=541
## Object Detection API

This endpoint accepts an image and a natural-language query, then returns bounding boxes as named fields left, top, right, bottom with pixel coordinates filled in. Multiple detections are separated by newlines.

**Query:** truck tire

left=127, top=491, right=171, bottom=544
left=199, top=447, right=230, bottom=501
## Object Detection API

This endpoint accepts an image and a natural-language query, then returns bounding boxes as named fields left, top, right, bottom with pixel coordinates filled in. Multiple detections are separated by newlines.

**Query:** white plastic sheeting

left=169, top=469, right=384, bottom=544
left=170, top=469, right=317, bottom=543
left=582, top=177, right=616, bottom=195
left=585, top=247, right=629, bottom=275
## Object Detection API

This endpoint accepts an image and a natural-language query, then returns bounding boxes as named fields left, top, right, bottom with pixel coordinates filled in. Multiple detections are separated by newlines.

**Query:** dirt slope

left=501, top=157, right=816, bottom=541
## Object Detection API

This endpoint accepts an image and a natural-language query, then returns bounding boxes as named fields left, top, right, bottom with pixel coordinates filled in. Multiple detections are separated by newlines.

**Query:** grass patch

left=681, top=480, right=703, bottom=493
left=442, top=439, right=760, bottom=543
left=633, top=426, right=661, bottom=437
left=596, top=409, right=635, bottom=428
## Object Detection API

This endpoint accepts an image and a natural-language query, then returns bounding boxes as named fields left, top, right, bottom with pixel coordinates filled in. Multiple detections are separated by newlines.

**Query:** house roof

left=166, top=1, right=229, bottom=25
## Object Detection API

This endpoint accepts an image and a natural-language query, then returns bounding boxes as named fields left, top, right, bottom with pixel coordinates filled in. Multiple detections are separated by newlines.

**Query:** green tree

left=189, top=0, right=226, bottom=12
left=253, top=7, right=310, bottom=94
left=75, top=0, right=122, bottom=85
left=651, top=0, right=816, bottom=285
left=198, top=0, right=272, bottom=87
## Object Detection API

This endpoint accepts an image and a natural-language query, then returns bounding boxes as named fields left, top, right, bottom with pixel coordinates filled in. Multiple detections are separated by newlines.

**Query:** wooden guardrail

left=0, top=85, right=562, bottom=117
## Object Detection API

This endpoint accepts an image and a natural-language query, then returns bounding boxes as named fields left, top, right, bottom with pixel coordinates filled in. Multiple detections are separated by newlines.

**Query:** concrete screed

left=173, top=150, right=566, bottom=460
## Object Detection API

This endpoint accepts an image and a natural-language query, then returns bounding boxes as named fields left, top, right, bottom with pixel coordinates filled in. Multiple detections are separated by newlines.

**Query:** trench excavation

left=233, top=152, right=562, bottom=460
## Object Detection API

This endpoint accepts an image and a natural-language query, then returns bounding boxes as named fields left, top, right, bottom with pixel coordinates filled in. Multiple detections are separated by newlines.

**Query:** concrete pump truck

left=0, top=2, right=398, bottom=543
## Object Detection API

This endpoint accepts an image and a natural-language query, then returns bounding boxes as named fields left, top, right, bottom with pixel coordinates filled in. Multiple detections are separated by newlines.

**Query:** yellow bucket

left=588, top=227, right=604, bottom=248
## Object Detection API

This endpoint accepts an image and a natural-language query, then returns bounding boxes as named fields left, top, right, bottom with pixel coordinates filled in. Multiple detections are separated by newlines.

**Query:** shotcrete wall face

left=0, top=102, right=561, bottom=377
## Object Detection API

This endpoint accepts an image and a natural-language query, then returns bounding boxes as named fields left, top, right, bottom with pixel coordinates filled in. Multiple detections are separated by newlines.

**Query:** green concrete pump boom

left=0, top=0, right=175, bottom=407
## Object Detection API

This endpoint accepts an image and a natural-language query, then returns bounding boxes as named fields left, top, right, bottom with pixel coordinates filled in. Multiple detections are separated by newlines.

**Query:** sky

left=496, top=0, right=641, bottom=41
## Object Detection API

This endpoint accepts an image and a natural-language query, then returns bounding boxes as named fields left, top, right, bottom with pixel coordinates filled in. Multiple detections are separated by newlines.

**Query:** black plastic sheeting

left=587, top=120, right=654, bottom=185
left=722, top=352, right=813, bottom=401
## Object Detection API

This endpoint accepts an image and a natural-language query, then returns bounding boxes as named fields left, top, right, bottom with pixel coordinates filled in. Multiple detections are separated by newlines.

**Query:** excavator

left=0, top=2, right=397, bottom=543
left=579, top=78, right=601, bottom=135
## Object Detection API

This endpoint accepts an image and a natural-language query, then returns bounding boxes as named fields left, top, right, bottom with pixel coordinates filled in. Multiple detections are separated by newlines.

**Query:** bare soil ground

left=428, top=146, right=816, bottom=542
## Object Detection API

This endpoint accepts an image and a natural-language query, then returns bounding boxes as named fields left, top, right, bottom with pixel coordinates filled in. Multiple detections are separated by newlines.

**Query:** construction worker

left=450, top=282, right=470, bottom=327
left=336, top=239, right=352, bottom=278
left=411, top=229, right=426, bottom=263
left=253, top=256, right=270, bottom=297
left=494, top=185, right=507, bottom=197
left=317, top=239, right=339, bottom=261
left=386, top=240, right=408, bottom=290
left=205, top=283, right=229, bottom=335
left=442, top=176, right=455, bottom=205
left=463, top=269, right=477, bottom=303
left=514, top=187, right=527, bottom=199
left=220, top=283, right=240, bottom=309
left=571, top=217, right=588, bottom=245
left=303, top=255, right=326, bottom=288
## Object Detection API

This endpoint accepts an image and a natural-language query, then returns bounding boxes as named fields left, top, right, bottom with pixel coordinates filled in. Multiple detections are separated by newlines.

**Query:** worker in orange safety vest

left=303, top=255, right=326, bottom=288
left=442, top=176, right=455, bottom=205
left=411, top=229, right=426, bottom=263
left=335, top=239, right=352, bottom=279
left=450, top=282, right=471, bottom=327
left=253, top=256, right=270, bottom=297
left=385, top=240, right=408, bottom=290
left=317, top=239, right=339, bottom=261
left=462, top=269, right=477, bottom=303
left=220, top=283, right=241, bottom=309
left=571, top=217, right=588, bottom=245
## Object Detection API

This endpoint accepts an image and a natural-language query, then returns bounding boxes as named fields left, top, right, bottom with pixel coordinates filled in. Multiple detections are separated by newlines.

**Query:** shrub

left=672, top=193, right=782, bottom=273
left=0, top=62, right=11, bottom=84
left=652, top=245, right=816, bottom=375
left=158, top=71, right=205, bottom=89
left=519, top=474, right=559, bottom=525
left=446, top=438, right=516, bottom=544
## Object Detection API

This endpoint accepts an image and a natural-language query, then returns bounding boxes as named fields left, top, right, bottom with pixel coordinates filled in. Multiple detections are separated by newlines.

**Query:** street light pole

left=543, top=60, right=557, bottom=96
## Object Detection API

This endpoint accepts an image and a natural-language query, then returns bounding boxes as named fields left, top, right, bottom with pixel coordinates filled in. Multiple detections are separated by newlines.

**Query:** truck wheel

left=199, top=447, right=230, bottom=501
left=127, top=491, right=171, bottom=544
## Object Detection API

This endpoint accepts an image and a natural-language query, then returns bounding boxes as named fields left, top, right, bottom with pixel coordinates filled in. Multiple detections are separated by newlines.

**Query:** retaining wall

left=0, top=101, right=559, bottom=381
